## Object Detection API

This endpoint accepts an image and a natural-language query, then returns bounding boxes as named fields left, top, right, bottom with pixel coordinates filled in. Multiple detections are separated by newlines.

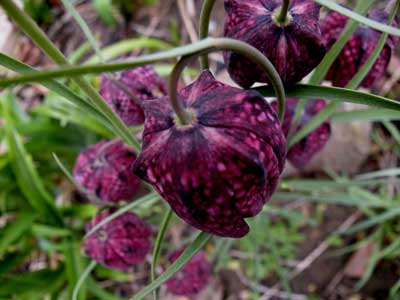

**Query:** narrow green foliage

left=313, top=0, right=400, bottom=36
left=128, top=232, right=212, bottom=300
left=64, top=238, right=88, bottom=300
left=2, top=95, right=63, bottom=226
left=0, top=211, right=36, bottom=257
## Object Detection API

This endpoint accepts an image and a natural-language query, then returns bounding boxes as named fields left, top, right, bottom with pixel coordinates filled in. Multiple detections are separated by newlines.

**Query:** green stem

left=199, top=0, right=216, bottom=69
left=169, top=38, right=286, bottom=121
left=129, top=231, right=212, bottom=300
left=0, top=0, right=140, bottom=151
left=168, top=54, right=200, bottom=125
left=275, top=0, right=290, bottom=24
left=72, top=260, right=97, bottom=300
left=0, top=37, right=286, bottom=121
left=150, top=208, right=173, bottom=300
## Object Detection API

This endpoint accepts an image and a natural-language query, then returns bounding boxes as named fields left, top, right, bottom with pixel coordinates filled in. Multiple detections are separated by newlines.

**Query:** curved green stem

left=150, top=208, right=173, bottom=300
left=275, top=0, right=290, bottom=24
left=199, top=0, right=216, bottom=69
left=168, top=54, right=201, bottom=125
left=168, top=39, right=286, bottom=121
left=72, top=260, right=97, bottom=300
left=0, top=0, right=140, bottom=151
left=0, top=37, right=286, bottom=121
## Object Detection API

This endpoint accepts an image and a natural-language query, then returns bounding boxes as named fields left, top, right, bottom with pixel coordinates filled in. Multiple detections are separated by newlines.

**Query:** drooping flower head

left=132, top=71, right=286, bottom=238
left=272, top=98, right=331, bottom=169
left=223, top=0, right=326, bottom=88
left=73, top=140, right=141, bottom=204
left=84, top=211, right=153, bottom=270
left=165, top=250, right=212, bottom=296
left=100, top=65, right=167, bottom=125
left=322, top=9, right=398, bottom=88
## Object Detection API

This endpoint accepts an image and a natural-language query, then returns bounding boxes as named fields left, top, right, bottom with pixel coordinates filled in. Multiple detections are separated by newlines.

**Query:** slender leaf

left=257, top=84, right=400, bottom=112
left=72, top=260, right=97, bottom=300
left=0, top=53, right=111, bottom=129
left=64, top=238, right=87, bottom=300
left=314, top=0, right=400, bottom=36
left=0, top=249, right=31, bottom=276
left=331, top=108, right=400, bottom=123
left=0, top=211, right=36, bottom=256
left=2, top=95, right=63, bottom=226
left=151, top=208, right=173, bottom=300
left=0, top=268, right=65, bottom=296
left=61, top=0, right=104, bottom=61
left=355, top=168, right=400, bottom=180
left=84, top=38, right=172, bottom=64
left=128, top=232, right=212, bottom=300
left=84, top=192, right=160, bottom=238
left=87, top=277, right=118, bottom=300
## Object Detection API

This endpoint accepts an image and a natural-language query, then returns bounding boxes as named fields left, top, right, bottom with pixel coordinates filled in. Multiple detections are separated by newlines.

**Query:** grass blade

left=2, top=95, right=63, bottom=226
left=0, top=211, right=36, bottom=256
left=256, top=84, right=400, bottom=112
left=313, top=0, right=400, bottom=36
left=84, top=192, right=160, bottom=239
left=72, top=260, right=97, bottom=300
left=128, top=231, right=212, bottom=300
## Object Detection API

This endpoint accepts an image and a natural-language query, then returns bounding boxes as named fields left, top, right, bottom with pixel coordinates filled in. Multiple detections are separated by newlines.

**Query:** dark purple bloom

left=165, top=250, right=211, bottom=296
left=73, top=140, right=141, bottom=204
left=84, top=211, right=153, bottom=270
left=223, top=0, right=326, bottom=88
left=99, top=65, right=167, bottom=125
left=272, top=98, right=331, bottom=169
left=132, top=71, right=286, bottom=238
left=323, top=9, right=398, bottom=88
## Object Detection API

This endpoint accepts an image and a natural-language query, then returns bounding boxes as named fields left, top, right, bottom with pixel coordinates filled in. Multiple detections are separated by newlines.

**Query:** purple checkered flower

left=165, top=250, right=212, bottom=296
left=272, top=98, right=331, bottom=168
left=323, top=9, right=398, bottom=88
left=73, top=140, right=141, bottom=204
left=84, top=211, right=153, bottom=270
left=132, top=70, right=286, bottom=238
left=100, top=65, right=167, bottom=125
left=223, top=0, right=326, bottom=87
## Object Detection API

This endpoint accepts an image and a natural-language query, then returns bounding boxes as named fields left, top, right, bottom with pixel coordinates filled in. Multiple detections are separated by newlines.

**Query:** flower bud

left=84, top=211, right=152, bottom=270
left=73, top=140, right=141, bottom=204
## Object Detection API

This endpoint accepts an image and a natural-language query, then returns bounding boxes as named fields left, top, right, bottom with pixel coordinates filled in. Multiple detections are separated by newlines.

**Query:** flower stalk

left=199, top=0, right=217, bottom=69
left=150, top=208, right=173, bottom=300
left=275, top=0, right=291, bottom=24
left=168, top=39, right=286, bottom=122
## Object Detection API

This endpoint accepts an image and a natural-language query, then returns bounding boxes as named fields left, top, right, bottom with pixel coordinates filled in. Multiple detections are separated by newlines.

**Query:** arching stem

left=199, top=0, right=217, bottom=69
left=168, top=39, right=286, bottom=122
left=276, top=0, right=291, bottom=24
